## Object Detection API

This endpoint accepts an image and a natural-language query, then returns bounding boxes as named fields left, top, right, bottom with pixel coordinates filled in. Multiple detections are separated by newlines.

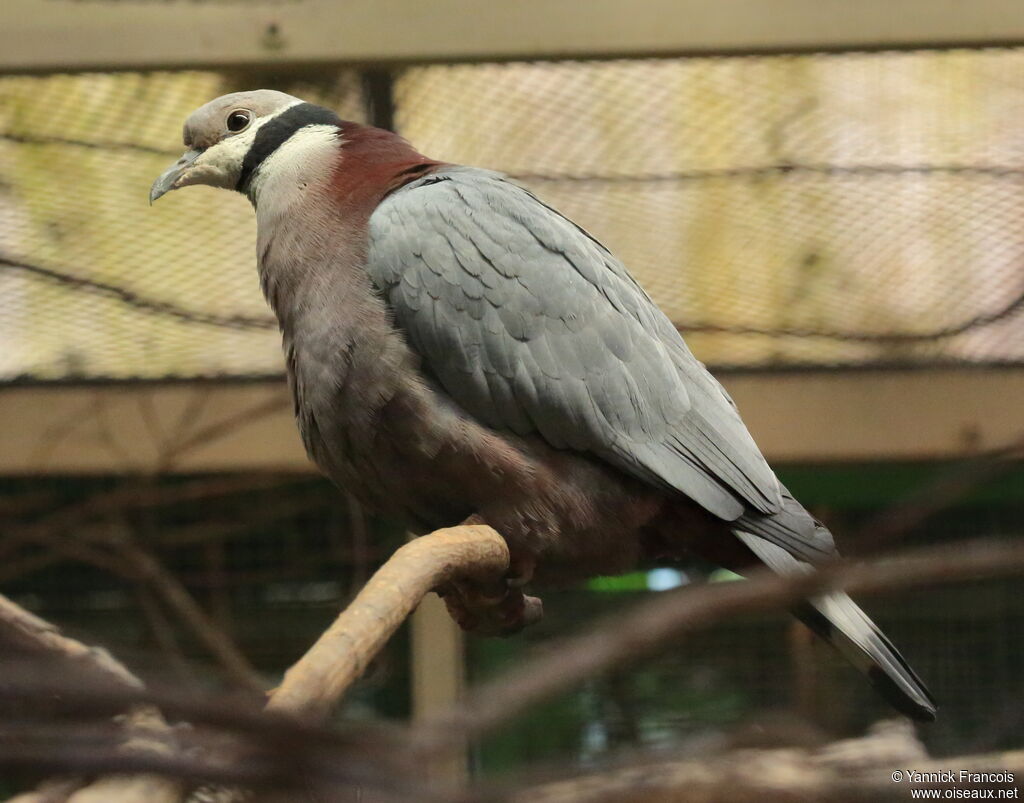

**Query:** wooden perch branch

left=7, top=525, right=1024, bottom=802
left=501, top=720, right=1024, bottom=802
left=0, top=593, right=184, bottom=803
left=0, top=523, right=515, bottom=802
left=267, top=524, right=509, bottom=721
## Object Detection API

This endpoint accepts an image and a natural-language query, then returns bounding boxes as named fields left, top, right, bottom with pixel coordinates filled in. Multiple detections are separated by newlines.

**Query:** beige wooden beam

left=0, top=367, right=1020, bottom=474
left=3, top=0, right=1024, bottom=75
left=722, top=367, right=1024, bottom=463
left=410, top=591, right=467, bottom=786
left=0, top=382, right=305, bottom=475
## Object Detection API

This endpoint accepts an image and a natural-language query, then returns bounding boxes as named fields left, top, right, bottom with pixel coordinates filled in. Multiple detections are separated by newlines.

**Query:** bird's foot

left=437, top=572, right=542, bottom=637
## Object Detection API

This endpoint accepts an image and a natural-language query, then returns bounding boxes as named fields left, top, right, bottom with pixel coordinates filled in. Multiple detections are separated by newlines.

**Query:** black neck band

left=237, top=103, right=343, bottom=195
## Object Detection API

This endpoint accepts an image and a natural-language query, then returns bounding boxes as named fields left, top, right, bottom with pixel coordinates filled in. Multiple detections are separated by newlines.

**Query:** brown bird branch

left=111, top=533, right=264, bottom=696
left=6, top=526, right=1024, bottom=802
left=0, top=592, right=143, bottom=693
left=266, top=524, right=511, bottom=721
left=0, top=593, right=186, bottom=803
left=509, top=740, right=1024, bottom=803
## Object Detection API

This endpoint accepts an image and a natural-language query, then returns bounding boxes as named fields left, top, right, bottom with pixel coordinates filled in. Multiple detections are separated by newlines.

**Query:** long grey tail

left=734, top=530, right=937, bottom=723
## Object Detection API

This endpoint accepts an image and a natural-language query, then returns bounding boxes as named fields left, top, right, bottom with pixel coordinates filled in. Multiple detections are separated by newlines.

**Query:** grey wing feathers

left=367, top=167, right=782, bottom=522
left=737, top=486, right=836, bottom=561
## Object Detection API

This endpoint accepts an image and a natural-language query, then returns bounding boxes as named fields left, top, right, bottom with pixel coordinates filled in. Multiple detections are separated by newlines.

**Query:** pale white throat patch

left=248, top=124, right=341, bottom=210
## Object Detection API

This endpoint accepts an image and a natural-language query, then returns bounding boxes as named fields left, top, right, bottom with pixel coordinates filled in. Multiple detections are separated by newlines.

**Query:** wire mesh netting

left=2, top=49, right=1024, bottom=381
left=0, top=71, right=366, bottom=380
left=396, top=52, right=1024, bottom=368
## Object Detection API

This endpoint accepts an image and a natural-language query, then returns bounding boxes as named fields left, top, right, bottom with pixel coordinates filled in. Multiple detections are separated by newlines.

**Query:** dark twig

left=134, top=585, right=197, bottom=685
left=0, top=474, right=305, bottom=562
left=0, top=255, right=277, bottom=331
left=411, top=537, right=1024, bottom=754
left=111, top=533, right=264, bottom=695
left=852, top=433, right=1024, bottom=553
left=156, top=395, right=291, bottom=470
left=0, top=592, right=143, bottom=692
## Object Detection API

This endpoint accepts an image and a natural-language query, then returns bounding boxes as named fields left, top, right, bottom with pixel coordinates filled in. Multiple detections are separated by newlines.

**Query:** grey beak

left=150, top=149, right=202, bottom=204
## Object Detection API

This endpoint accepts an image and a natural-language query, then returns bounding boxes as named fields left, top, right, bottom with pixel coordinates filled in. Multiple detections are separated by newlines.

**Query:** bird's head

left=149, top=89, right=341, bottom=203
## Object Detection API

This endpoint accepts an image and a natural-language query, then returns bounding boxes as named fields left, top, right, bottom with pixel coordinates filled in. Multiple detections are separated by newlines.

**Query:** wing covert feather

left=367, top=168, right=782, bottom=522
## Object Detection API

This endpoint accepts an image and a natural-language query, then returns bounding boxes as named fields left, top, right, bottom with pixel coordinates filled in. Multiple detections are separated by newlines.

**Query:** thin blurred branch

left=0, top=529, right=135, bottom=582
left=134, top=585, right=197, bottom=685
left=0, top=491, right=59, bottom=521
left=156, top=396, right=290, bottom=471
left=412, top=536, right=1024, bottom=755
left=110, top=531, right=263, bottom=695
left=0, top=592, right=142, bottom=692
left=0, top=474, right=305, bottom=563
left=854, top=432, right=1024, bottom=553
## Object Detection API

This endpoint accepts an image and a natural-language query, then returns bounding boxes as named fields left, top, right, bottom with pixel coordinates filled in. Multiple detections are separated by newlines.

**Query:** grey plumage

left=369, top=168, right=782, bottom=523
left=151, top=91, right=937, bottom=723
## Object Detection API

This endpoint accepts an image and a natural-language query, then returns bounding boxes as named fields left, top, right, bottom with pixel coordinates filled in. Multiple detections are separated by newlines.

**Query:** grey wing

left=366, top=167, right=782, bottom=522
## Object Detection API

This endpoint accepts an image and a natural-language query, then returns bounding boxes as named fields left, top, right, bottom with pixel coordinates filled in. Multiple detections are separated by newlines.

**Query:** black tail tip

left=868, top=666, right=938, bottom=723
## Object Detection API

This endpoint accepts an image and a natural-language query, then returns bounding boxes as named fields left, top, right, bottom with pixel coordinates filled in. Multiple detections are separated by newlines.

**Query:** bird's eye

left=226, top=110, right=253, bottom=133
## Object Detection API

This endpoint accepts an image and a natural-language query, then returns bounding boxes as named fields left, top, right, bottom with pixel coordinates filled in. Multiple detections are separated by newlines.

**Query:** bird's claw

left=505, top=551, right=537, bottom=589
left=437, top=578, right=543, bottom=637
